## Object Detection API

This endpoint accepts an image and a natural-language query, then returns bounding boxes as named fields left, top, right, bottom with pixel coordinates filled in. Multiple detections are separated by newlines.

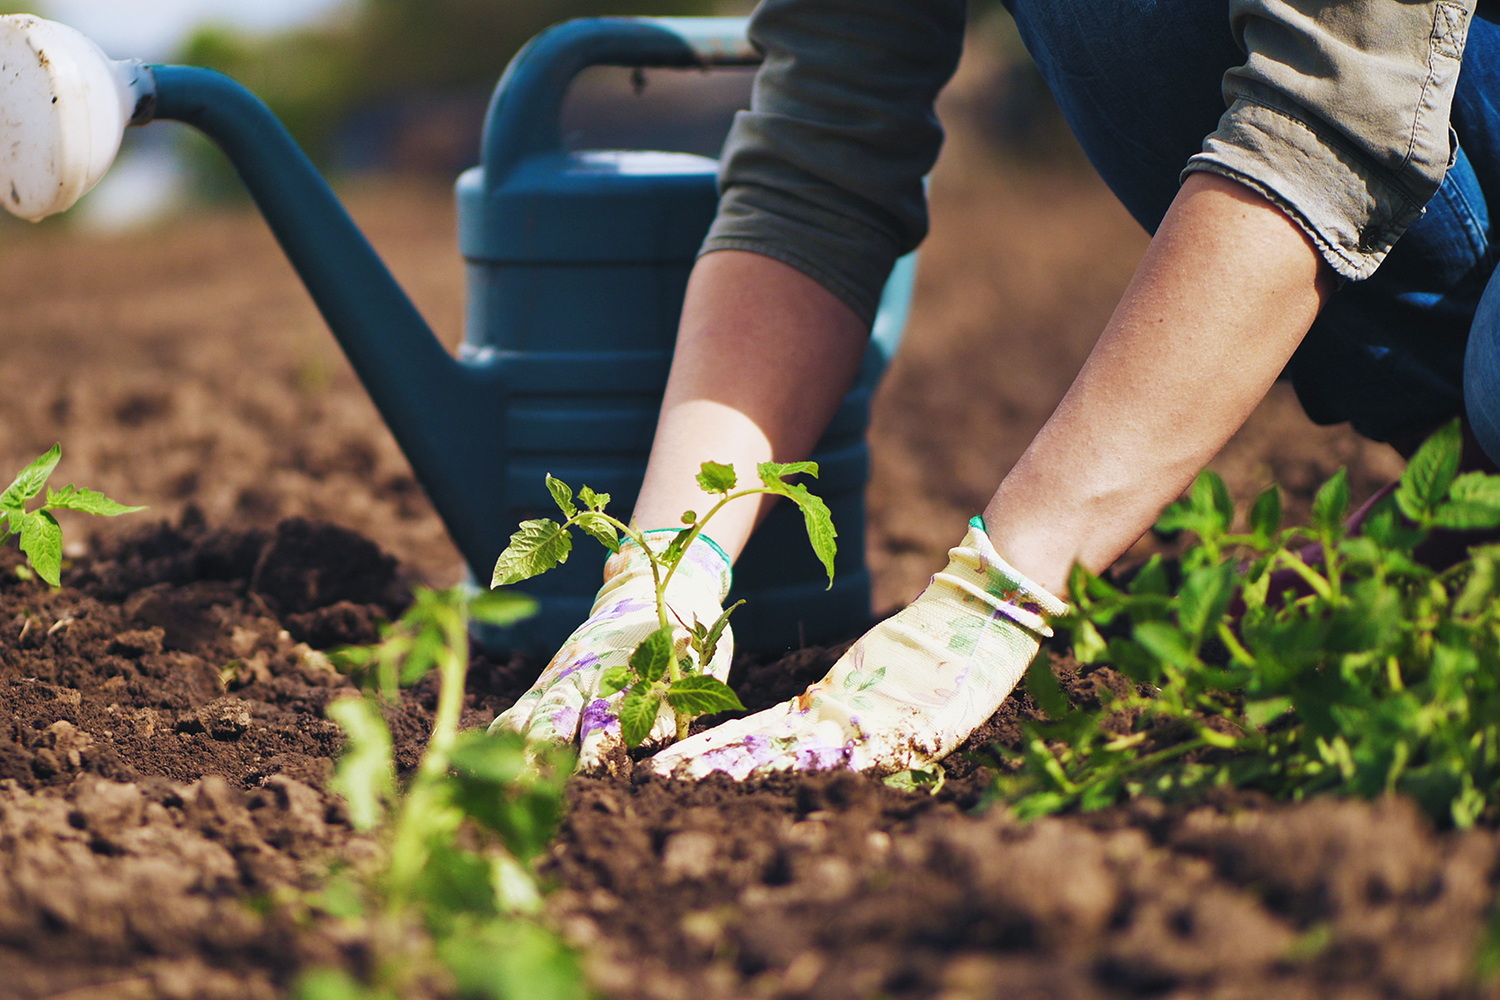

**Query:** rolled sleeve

left=1185, top=0, right=1476, bottom=280
left=701, top=0, right=965, bottom=325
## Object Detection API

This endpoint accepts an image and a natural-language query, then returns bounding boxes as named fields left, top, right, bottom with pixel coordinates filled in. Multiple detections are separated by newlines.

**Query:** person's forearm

left=633, top=250, right=869, bottom=560
left=986, top=172, right=1335, bottom=595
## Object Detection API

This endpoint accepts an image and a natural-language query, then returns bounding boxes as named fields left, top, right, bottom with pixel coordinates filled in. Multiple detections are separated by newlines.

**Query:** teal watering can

left=0, top=14, right=916, bottom=654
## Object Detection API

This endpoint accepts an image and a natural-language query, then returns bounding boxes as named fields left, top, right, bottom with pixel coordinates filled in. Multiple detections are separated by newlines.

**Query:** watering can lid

left=458, top=148, right=722, bottom=264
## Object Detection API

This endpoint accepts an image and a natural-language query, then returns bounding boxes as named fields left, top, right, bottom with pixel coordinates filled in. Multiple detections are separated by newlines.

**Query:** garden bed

left=0, top=516, right=1495, bottom=999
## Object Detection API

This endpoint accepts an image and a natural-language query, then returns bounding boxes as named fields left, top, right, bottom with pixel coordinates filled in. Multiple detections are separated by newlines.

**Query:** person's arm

left=648, top=170, right=1335, bottom=781
left=632, top=0, right=965, bottom=555
left=986, top=171, right=1333, bottom=594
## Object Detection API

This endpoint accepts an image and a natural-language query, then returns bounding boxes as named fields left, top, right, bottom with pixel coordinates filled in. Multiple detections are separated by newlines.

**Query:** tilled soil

left=1, top=517, right=1498, bottom=1000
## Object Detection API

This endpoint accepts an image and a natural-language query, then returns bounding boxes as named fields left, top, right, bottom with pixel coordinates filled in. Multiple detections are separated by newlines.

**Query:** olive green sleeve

left=1186, top=0, right=1477, bottom=281
left=699, top=0, right=966, bottom=326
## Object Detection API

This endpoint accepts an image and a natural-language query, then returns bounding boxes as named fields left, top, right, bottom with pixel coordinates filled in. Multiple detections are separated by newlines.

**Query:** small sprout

left=317, top=587, right=585, bottom=997
left=0, top=445, right=141, bottom=587
left=492, top=460, right=837, bottom=746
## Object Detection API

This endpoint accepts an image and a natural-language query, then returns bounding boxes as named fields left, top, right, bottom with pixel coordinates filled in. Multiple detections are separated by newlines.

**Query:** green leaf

left=399, top=622, right=444, bottom=686
left=1072, top=619, right=1108, bottom=664
left=692, top=599, right=744, bottom=667
left=491, top=519, right=572, bottom=587
left=660, top=527, right=694, bottom=569
left=1244, top=696, right=1292, bottom=730
left=577, top=485, right=610, bottom=512
left=756, top=462, right=837, bottom=586
left=1310, top=468, right=1351, bottom=534
left=618, top=687, right=661, bottom=748
left=546, top=474, right=577, bottom=517
left=1396, top=418, right=1461, bottom=522
left=296, top=967, right=399, bottom=1000
left=1177, top=563, right=1235, bottom=642
left=326, top=696, right=395, bottom=831
left=1432, top=471, right=1500, bottom=528
left=18, top=510, right=61, bottom=587
left=1156, top=471, right=1233, bottom=541
left=1202, top=471, right=1235, bottom=535
left=696, top=461, right=737, bottom=494
left=1449, top=470, right=1500, bottom=506
left=630, top=628, right=673, bottom=683
left=1248, top=485, right=1282, bottom=542
left=0, top=445, right=60, bottom=512
left=599, top=665, right=632, bottom=696
left=665, top=675, right=745, bottom=715
left=468, top=589, right=538, bottom=627
left=883, top=768, right=946, bottom=795
left=437, top=918, right=585, bottom=1000
left=758, top=460, right=819, bottom=484
left=1133, top=621, right=1198, bottom=670
left=574, top=511, right=620, bottom=553
left=1127, top=556, right=1169, bottom=598
left=1431, top=501, right=1500, bottom=530
left=1023, top=651, right=1070, bottom=719
left=43, top=484, right=144, bottom=517
left=449, top=730, right=573, bottom=861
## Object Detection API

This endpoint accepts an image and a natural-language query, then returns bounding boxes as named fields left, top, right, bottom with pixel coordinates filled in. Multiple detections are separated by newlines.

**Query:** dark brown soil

left=0, top=23, right=1481, bottom=1000
left=0, top=515, right=1494, bottom=1000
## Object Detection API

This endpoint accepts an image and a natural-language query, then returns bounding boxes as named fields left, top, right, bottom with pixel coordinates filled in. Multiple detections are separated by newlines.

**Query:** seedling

left=998, top=419, right=1500, bottom=829
left=305, top=585, right=587, bottom=1000
left=491, top=461, right=836, bottom=746
left=0, top=444, right=142, bottom=585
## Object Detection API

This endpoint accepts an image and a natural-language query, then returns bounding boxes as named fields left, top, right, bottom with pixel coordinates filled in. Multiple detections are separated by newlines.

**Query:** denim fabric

left=1008, top=0, right=1500, bottom=444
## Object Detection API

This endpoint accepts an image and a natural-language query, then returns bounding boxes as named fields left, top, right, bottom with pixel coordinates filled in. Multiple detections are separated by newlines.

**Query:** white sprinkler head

left=0, top=14, right=152, bottom=221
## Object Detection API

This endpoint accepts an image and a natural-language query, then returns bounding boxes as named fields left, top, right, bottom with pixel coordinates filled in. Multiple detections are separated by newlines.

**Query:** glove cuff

left=930, top=516, right=1068, bottom=637
left=600, top=528, right=733, bottom=603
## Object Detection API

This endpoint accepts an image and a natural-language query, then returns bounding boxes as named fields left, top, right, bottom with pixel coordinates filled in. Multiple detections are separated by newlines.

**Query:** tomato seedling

left=311, top=585, right=587, bottom=1000
left=0, top=444, right=142, bottom=585
left=1001, top=419, right=1500, bottom=830
left=491, top=461, right=836, bottom=746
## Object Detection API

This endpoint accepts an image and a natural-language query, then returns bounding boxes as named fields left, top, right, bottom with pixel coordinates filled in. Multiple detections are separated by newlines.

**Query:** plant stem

left=384, top=597, right=470, bottom=909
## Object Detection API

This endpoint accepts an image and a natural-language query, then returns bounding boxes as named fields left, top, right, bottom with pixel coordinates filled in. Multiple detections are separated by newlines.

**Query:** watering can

left=0, top=14, right=917, bottom=654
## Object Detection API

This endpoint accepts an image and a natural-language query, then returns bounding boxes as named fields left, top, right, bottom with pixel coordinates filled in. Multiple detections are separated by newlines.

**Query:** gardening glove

left=489, top=529, right=734, bottom=771
left=648, top=517, right=1065, bottom=780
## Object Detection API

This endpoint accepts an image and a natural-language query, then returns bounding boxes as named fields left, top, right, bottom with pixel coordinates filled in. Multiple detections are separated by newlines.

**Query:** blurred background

left=0, top=1, right=1403, bottom=615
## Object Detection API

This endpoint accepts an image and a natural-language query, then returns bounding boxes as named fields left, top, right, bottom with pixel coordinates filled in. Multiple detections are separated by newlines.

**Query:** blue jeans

left=1004, top=0, right=1500, bottom=453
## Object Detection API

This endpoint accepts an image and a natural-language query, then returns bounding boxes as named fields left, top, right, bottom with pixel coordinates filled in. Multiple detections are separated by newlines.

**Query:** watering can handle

left=481, top=16, right=759, bottom=180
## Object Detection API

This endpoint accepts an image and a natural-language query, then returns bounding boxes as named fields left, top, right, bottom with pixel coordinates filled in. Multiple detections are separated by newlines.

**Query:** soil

left=0, top=23, right=1476, bottom=1000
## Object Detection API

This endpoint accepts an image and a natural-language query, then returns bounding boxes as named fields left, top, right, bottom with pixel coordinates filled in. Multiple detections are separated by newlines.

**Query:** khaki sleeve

left=1185, top=0, right=1476, bottom=280
left=699, top=0, right=966, bottom=326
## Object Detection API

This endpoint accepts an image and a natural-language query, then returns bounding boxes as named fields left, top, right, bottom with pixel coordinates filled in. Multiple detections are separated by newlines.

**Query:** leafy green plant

left=301, top=585, right=588, bottom=1000
left=998, top=419, right=1500, bottom=829
left=0, top=445, right=141, bottom=586
left=491, top=461, right=837, bottom=746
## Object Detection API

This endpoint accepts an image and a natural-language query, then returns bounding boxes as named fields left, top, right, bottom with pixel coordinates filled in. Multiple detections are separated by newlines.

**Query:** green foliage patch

left=302, top=586, right=587, bottom=1000
left=999, top=419, right=1500, bottom=829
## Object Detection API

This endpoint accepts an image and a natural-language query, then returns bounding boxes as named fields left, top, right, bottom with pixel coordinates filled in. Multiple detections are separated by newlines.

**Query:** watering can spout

left=0, top=12, right=504, bottom=581
left=0, top=15, right=155, bottom=221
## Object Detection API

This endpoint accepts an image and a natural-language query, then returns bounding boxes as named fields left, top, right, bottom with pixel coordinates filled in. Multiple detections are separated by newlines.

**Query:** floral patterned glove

left=489, top=529, right=733, bottom=771
left=647, top=517, right=1065, bottom=779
